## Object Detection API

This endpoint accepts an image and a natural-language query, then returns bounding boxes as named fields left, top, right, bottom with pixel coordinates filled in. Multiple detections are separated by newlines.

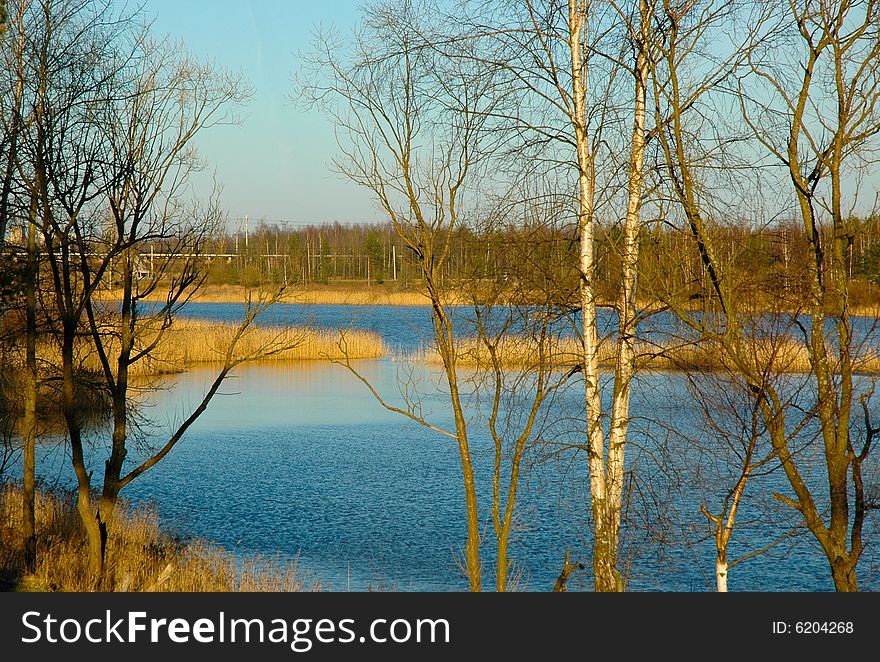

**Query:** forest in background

left=118, top=217, right=880, bottom=310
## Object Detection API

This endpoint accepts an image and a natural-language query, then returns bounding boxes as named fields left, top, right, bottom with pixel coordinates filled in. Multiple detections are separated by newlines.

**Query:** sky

left=147, top=0, right=385, bottom=229
left=143, top=1, right=879, bottom=229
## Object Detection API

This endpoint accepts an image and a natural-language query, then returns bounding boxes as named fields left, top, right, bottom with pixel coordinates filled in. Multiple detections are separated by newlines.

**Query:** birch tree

left=456, top=0, right=656, bottom=591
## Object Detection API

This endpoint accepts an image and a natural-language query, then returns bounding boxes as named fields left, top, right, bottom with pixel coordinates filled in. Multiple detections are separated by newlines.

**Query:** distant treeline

left=181, top=216, right=880, bottom=306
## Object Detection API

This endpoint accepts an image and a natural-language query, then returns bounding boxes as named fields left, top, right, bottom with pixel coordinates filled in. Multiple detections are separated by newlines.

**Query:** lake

left=25, top=303, right=880, bottom=591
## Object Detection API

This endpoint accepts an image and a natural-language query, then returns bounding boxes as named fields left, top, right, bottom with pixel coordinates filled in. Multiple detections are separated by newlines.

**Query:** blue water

left=173, top=301, right=880, bottom=355
left=20, top=302, right=880, bottom=591
left=175, top=302, right=439, bottom=353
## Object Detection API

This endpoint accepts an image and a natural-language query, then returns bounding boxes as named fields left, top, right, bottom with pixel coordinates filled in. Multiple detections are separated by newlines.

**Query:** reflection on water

left=21, top=301, right=880, bottom=591
left=145, top=360, right=417, bottom=432
left=126, top=359, right=578, bottom=591
left=69, top=358, right=869, bottom=592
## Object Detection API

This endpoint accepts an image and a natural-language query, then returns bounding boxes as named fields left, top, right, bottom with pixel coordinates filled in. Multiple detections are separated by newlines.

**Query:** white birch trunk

left=568, top=0, right=612, bottom=591
left=716, top=558, right=729, bottom=593
left=606, top=0, right=651, bottom=592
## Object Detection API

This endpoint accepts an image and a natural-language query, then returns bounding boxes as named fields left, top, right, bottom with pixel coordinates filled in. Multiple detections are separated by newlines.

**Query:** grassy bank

left=409, top=334, right=880, bottom=374
left=4, top=319, right=386, bottom=379
left=137, top=319, right=386, bottom=374
left=96, top=284, right=437, bottom=306
left=0, top=483, right=318, bottom=592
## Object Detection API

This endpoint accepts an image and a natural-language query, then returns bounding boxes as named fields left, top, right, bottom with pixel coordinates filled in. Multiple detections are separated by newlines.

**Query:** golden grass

left=134, top=319, right=386, bottom=375
left=10, top=319, right=386, bottom=378
left=408, top=334, right=880, bottom=374
left=290, top=287, right=436, bottom=306
left=407, top=335, right=585, bottom=370
left=95, top=284, right=441, bottom=306
left=0, top=483, right=320, bottom=592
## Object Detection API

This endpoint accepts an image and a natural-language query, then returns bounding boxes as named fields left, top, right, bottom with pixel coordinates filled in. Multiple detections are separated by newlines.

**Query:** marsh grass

left=96, top=284, right=439, bottom=306
left=136, top=319, right=387, bottom=374
left=290, top=287, right=436, bottom=306
left=11, top=319, right=386, bottom=378
left=408, top=334, right=880, bottom=374
left=0, top=483, right=319, bottom=592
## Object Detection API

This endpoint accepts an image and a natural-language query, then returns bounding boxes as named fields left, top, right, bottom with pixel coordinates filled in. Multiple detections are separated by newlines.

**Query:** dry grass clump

left=7, top=319, right=386, bottom=378
left=407, top=335, right=584, bottom=370
left=409, top=334, right=880, bottom=374
left=643, top=335, right=880, bottom=374
left=0, top=483, right=319, bottom=592
left=95, top=284, right=440, bottom=306
left=137, top=319, right=386, bottom=374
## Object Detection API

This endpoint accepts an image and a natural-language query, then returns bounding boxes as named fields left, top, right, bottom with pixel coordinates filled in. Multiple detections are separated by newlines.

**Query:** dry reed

left=408, top=334, right=880, bottom=374
left=0, top=483, right=320, bottom=592
left=136, top=319, right=386, bottom=374
left=15, top=319, right=386, bottom=378
left=95, top=284, right=440, bottom=306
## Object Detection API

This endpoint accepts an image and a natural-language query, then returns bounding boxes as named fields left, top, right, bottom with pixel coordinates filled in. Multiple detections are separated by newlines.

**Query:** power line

left=227, top=218, right=385, bottom=229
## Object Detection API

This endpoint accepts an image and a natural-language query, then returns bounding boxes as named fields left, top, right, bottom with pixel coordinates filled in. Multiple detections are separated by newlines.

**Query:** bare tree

left=452, top=0, right=658, bottom=591
left=1, top=0, right=41, bottom=574
left=461, top=205, right=575, bottom=590
left=79, top=34, right=252, bottom=543
left=0, top=0, right=26, bottom=248
left=305, top=2, right=488, bottom=591
left=12, top=0, right=301, bottom=587
left=735, top=0, right=880, bottom=591
left=304, top=0, right=572, bottom=591
left=654, top=0, right=880, bottom=591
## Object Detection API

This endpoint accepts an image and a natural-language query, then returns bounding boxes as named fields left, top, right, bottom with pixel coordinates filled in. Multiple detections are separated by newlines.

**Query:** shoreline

left=96, top=284, right=437, bottom=306
left=94, top=283, right=880, bottom=318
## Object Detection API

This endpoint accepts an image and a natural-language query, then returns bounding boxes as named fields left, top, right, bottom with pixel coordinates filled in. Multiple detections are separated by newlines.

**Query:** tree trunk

left=71, top=436, right=104, bottom=587
left=435, top=303, right=481, bottom=592
left=568, top=0, right=618, bottom=594
left=62, top=330, right=105, bottom=588
left=76, top=485, right=104, bottom=585
left=496, top=535, right=509, bottom=593
left=459, top=437, right=481, bottom=592
left=605, top=0, right=650, bottom=593
left=829, top=555, right=858, bottom=592
left=22, top=208, right=38, bottom=573
left=100, top=254, right=133, bottom=527
left=716, top=555, right=728, bottom=593
left=449, top=368, right=480, bottom=592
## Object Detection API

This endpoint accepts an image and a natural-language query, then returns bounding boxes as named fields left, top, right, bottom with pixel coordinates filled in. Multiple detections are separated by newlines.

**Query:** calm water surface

left=28, top=303, right=880, bottom=590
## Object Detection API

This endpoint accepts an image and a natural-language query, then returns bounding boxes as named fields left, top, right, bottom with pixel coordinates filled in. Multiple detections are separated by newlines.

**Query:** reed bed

left=137, top=319, right=386, bottom=374
left=8, top=319, right=386, bottom=378
left=197, top=284, right=438, bottom=306
left=291, top=287, right=436, bottom=306
left=408, top=334, right=880, bottom=374
left=0, top=483, right=319, bottom=592
left=95, top=284, right=441, bottom=306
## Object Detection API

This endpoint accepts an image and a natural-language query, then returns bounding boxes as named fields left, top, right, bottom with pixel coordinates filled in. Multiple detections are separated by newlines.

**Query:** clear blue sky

left=147, top=0, right=384, bottom=228
left=145, top=1, right=879, bottom=228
